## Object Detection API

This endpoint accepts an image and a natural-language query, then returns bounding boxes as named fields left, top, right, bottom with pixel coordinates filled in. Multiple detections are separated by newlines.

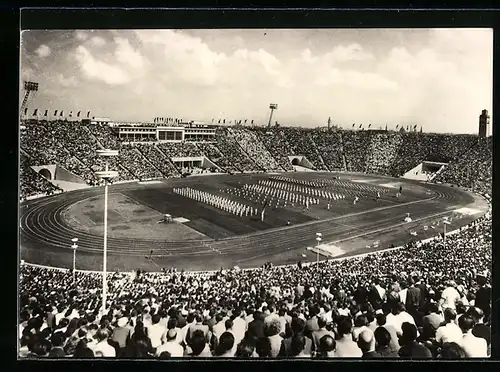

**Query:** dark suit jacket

left=405, top=287, right=421, bottom=312
left=375, top=346, right=399, bottom=358
left=247, top=319, right=265, bottom=339
left=416, top=283, right=428, bottom=310
left=475, top=286, right=491, bottom=318
left=472, top=323, right=491, bottom=346
left=367, top=286, right=383, bottom=310
left=362, top=351, right=382, bottom=358
left=48, top=347, right=66, bottom=358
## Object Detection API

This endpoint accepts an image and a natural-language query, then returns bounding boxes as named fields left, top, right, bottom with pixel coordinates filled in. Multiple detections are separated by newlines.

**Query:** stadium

left=18, top=28, right=493, bottom=360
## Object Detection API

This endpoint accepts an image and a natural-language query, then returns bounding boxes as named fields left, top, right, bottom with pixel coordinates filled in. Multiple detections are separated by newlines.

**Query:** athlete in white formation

left=353, top=196, right=359, bottom=205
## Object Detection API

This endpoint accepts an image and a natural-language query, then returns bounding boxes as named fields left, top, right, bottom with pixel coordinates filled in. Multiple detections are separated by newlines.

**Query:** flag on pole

left=77, top=111, right=81, bottom=117
left=352, top=123, right=355, bottom=128
left=359, top=124, right=362, bottom=129
left=251, top=120, right=254, bottom=124
left=87, top=111, right=91, bottom=118
left=396, top=124, right=399, bottom=129
left=368, top=123, right=371, bottom=128
left=24, top=108, right=28, bottom=116
left=33, top=109, right=38, bottom=116
left=60, top=111, right=64, bottom=116
left=69, top=111, right=73, bottom=117
left=44, top=109, right=48, bottom=116
left=244, top=119, right=247, bottom=124
left=218, top=119, right=221, bottom=124
left=54, top=110, right=58, bottom=116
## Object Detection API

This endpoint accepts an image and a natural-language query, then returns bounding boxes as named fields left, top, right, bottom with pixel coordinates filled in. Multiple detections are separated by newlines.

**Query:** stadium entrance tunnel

left=291, top=158, right=300, bottom=166
left=39, top=168, right=52, bottom=180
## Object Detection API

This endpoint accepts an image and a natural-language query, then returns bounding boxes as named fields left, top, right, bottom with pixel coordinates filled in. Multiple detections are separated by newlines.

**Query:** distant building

left=479, top=109, right=489, bottom=138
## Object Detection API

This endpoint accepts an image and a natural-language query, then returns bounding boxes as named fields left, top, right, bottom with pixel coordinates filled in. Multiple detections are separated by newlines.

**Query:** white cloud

left=58, top=74, right=78, bottom=87
left=35, top=44, right=51, bottom=58
left=114, top=37, right=147, bottom=70
left=75, top=31, right=89, bottom=41
left=90, top=36, right=106, bottom=47
left=75, top=45, right=131, bottom=85
left=24, top=29, right=492, bottom=132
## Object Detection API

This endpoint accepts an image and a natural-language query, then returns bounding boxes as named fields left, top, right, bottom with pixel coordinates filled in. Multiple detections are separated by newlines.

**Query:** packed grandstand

left=19, top=119, right=492, bottom=359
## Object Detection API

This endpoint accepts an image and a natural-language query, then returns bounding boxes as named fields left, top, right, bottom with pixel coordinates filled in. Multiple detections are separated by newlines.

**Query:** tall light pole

left=95, top=150, right=119, bottom=314
left=315, top=233, right=322, bottom=269
left=443, top=217, right=451, bottom=249
left=71, top=238, right=78, bottom=283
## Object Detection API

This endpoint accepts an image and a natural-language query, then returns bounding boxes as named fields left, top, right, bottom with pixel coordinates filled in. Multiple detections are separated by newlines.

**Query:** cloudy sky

left=20, top=28, right=492, bottom=133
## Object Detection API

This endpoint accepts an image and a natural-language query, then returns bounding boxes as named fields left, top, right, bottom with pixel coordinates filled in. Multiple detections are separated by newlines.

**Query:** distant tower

left=267, top=103, right=278, bottom=129
left=479, top=109, right=489, bottom=138
left=328, top=117, right=331, bottom=131
left=20, top=81, right=39, bottom=118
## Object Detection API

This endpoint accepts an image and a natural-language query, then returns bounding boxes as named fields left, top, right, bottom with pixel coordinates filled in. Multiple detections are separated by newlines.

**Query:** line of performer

left=173, top=187, right=258, bottom=218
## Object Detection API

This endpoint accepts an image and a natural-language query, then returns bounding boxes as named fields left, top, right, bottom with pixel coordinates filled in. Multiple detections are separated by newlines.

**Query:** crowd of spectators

left=364, top=133, right=401, bottom=175
left=250, top=128, right=295, bottom=172
left=19, top=194, right=491, bottom=359
left=227, top=128, right=283, bottom=172
left=20, top=119, right=492, bottom=205
left=134, top=144, right=180, bottom=178
left=434, top=137, right=492, bottom=196
left=341, top=131, right=371, bottom=173
left=118, top=145, right=164, bottom=181
left=205, top=128, right=262, bottom=173
left=282, top=128, right=326, bottom=171
left=20, top=152, right=62, bottom=200
left=310, top=131, right=345, bottom=171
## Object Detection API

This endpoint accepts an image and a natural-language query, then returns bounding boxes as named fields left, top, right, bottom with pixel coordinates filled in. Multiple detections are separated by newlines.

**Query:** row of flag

left=23, top=109, right=91, bottom=118
left=154, top=117, right=183, bottom=124
left=213, top=119, right=255, bottom=125
left=350, top=123, right=422, bottom=132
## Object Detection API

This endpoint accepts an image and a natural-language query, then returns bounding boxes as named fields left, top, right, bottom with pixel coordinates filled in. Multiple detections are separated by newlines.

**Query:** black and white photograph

left=18, top=26, right=492, bottom=359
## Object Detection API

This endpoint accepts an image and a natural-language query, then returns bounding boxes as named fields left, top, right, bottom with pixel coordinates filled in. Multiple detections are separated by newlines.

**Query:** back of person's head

left=467, top=307, right=484, bottom=323
left=215, top=332, right=235, bottom=356
left=32, top=341, right=49, bottom=356
left=151, top=314, right=161, bottom=325
left=439, top=342, right=466, bottom=359
left=73, top=340, right=94, bottom=358
left=291, top=317, right=306, bottom=334
left=401, top=322, right=417, bottom=343
left=158, top=351, right=172, bottom=359
left=337, top=316, right=353, bottom=336
left=428, top=302, right=439, bottom=314
left=318, top=335, right=336, bottom=355
left=255, top=337, right=272, bottom=357
left=357, top=330, right=375, bottom=353
left=290, top=333, right=306, bottom=356
left=374, top=327, right=391, bottom=348
left=458, top=316, right=475, bottom=333
left=215, top=313, right=224, bottom=323
left=189, top=330, right=206, bottom=356
left=166, top=329, right=177, bottom=342
left=278, top=308, right=285, bottom=317
left=50, top=333, right=64, bottom=347
left=233, top=308, right=241, bottom=317
left=95, top=328, right=110, bottom=342
left=444, top=308, right=457, bottom=323
left=166, top=316, right=177, bottom=329
left=266, top=318, right=281, bottom=337
left=186, top=313, right=195, bottom=324
left=225, top=319, right=233, bottom=330
left=355, top=314, right=368, bottom=328
left=133, top=338, right=151, bottom=357
left=376, top=313, right=387, bottom=327
left=235, top=339, right=255, bottom=358
left=317, top=316, right=327, bottom=329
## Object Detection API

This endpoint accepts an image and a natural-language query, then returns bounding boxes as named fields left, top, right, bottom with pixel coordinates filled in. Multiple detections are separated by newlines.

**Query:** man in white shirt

left=212, top=313, right=226, bottom=342
left=458, top=315, right=487, bottom=358
left=440, top=281, right=461, bottom=310
left=155, top=329, right=184, bottom=357
left=231, top=309, right=247, bottom=346
left=91, top=328, right=116, bottom=357
left=148, top=314, right=166, bottom=352
left=435, top=308, right=462, bottom=344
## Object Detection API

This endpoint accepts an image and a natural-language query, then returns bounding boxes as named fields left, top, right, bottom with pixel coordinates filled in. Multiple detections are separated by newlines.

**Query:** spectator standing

left=435, top=308, right=462, bottom=345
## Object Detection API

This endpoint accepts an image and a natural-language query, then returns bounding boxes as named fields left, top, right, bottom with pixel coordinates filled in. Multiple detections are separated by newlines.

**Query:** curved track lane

left=20, top=175, right=482, bottom=271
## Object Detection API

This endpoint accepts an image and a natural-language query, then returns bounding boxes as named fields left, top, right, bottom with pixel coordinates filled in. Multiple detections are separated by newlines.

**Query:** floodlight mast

left=267, top=104, right=278, bottom=129
left=95, top=149, right=119, bottom=314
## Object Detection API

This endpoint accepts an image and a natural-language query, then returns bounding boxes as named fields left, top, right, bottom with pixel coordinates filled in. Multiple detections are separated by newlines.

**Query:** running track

left=19, top=173, right=486, bottom=272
